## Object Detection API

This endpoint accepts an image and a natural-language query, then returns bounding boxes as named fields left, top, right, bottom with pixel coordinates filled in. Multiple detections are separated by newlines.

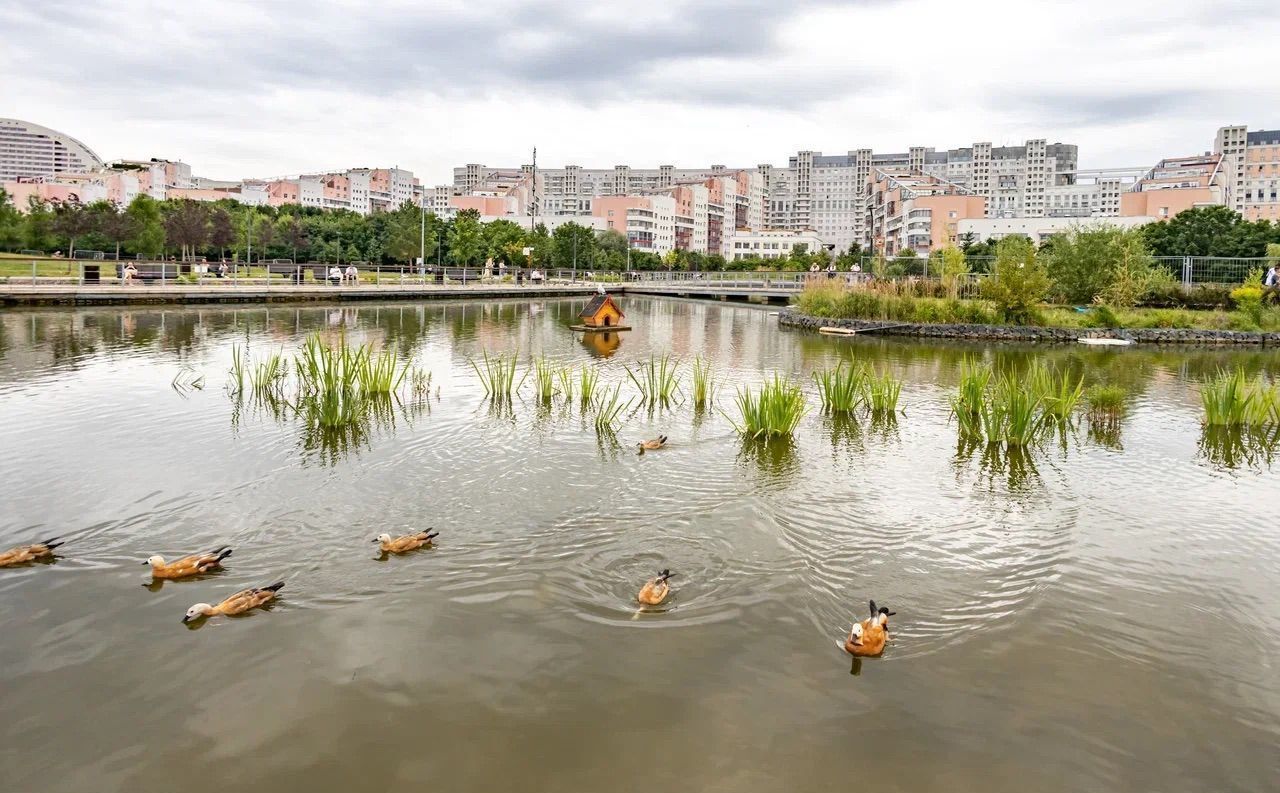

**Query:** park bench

left=116, top=262, right=184, bottom=283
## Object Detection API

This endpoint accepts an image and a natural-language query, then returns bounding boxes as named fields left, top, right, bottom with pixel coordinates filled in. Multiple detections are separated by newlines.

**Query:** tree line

left=3, top=190, right=1278, bottom=271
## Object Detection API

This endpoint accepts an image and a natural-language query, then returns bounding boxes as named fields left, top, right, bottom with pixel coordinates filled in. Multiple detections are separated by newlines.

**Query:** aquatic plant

left=578, top=365, right=599, bottom=408
left=469, top=350, right=523, bottom=399
left=249, top=350, right=288, bottom=395
left=296, top=334, right=362, bottom=396
left=530, top=356, right=556, bottom=403
left=691, top=355, right=717, bottom=409
left=813, top=361, right=867, bottom=413
left=992, top=372, right=1043, bottom=446
left=1030, top=361, right=1083, bottom=423
left=1084, top=384, right=1127, bottom=418
left=228, top=344, right=247, bottom=395
left=556, top=365, right=575, bottom=402
left=1200, top=368, right=1280, bottom=427
left=866, top=370, right=902, bottom=415
left=592, top=383, right=630, bottom=434
left=729, top=374, right=807, bottom=438
left=407, top=367, right=432, bottom=399
left=356, top=346, right=406, bottom=395
left=625, top=354, right=682, bottom=407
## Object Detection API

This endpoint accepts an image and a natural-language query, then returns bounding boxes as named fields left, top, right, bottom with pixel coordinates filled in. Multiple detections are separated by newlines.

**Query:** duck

left=637, top=569, right=676, bottom=605
left=182, top=582, right=284, bottom=624
left=843, top=600, right=896, bottom=657
left=144, top=547, right=233, bottom=580
left=0, top=538, right=64, bottom=568
left=637, top=435, right=668, bottom=453
left=374, top=530, right=438, bottom=554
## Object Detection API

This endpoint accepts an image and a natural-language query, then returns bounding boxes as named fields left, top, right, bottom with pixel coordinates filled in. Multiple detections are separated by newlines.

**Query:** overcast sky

left=2, top=0, right=1276, bottom=184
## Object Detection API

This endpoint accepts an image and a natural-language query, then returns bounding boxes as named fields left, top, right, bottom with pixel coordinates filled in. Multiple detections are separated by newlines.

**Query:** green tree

left=279, top=214, right=310, bottom=262
left=980, top=236, right=1051, bottom=324
left=524, top=223, right=553, bottom=268
left=1140, top=205, right=1257, bottom=256
left=447, top=208, right=484, bottom=265
left=126, top=195, right=165, bottom=258
left=52, top=200, right=93, bottom=258
left=484, top=219, right=525, bottom=264
left=1044, top=225, right=1126, bottom=303
left=1100, top=230, right=1172, bottom=308
left=88, top=201, right=135, bottom=260
left=163, top=200, right=209, bottom=260
left=0, top=188, right=22, bottom=251
left=552, top=222, right=597, bottom=269
left=936, top=245, right=969, bottom=298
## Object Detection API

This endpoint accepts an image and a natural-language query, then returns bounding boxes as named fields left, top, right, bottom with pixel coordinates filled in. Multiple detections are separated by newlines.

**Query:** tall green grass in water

left=578, top=365, right=599, bottom=409
left=1085, top=384, right=1126, bottom=418
left=1201, top=368, right=1280, bottom=426
left=994, top=372, right=1043, bottom=446
left=592, top=383, right=630, bottom=434
left=729, top=375, right=807, bottom=438
left=356, top=346, right=406, bottom=395
left=1029, top=361, right=1082, bottom=424
left=691, top=356, right=717, bottom=409
left=952, top=364, right=1043, bottom=446
left=556, top=366, right=575, bottom=402
left=469, top=351, right=523, bottom=399
left=813, top=361, right=867, bottom=413
left=950, top=358, right=991, bottom=437
left=530, top=357, right=556, bottom=403
left=866, top=370, right=902, bottom=415
left=625, top=354, right=682, bottom=407
left=296, top=334, right=362, bottom=395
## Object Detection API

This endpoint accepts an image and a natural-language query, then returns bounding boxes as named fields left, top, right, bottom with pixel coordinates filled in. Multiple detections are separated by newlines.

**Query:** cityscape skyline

left=3, top=1, right=1277, bottom=182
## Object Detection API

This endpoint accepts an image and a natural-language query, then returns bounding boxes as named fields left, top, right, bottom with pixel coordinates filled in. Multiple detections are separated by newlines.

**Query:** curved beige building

left=0, top=118, right=104, bottom=181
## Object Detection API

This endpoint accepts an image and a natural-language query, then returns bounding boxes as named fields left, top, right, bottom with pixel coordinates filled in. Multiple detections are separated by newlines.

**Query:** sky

left=2, top=0, right=1277, bottom=184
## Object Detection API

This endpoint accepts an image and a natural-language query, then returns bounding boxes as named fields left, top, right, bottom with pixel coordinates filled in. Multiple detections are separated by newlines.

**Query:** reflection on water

left=2, top=298, right=1280, bottom=793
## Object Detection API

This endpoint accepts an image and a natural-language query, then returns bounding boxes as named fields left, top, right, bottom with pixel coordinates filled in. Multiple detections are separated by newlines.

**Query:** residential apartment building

left=865, top=169, right=987, bottom=256
left=0, top=118, right=104, bottom=181
left=957, top=216, right=1156, bottom=245
left=764, top=140, right=1078, bottom=250
left=591, top=195, right=677, bottom=254
left=726, top=229, right=823, bottom=261
left=1120, top=153, right=1231, bottom=219
left=1215, top=125, right=1280, bottom=220
left=451, top=162, right=764, bottom=233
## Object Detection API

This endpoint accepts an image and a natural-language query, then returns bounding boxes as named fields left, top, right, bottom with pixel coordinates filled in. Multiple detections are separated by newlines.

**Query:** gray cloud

left=992, top=89, right=1232, bottom=128
left=1, top=1, right=885, bottom=110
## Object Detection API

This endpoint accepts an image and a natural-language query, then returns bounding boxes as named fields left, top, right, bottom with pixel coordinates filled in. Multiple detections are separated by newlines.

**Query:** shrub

left=1082, top=304, right=1121, bottom=328
left=980, top=237, right=1051, bottom=324
left=1231, top=285, right=1264, bottom=328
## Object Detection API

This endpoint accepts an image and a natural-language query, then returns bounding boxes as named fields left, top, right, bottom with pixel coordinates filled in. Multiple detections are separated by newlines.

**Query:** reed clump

left=469, top=351, right=523, bottom=399
left=1029, top=361, right=1083, bottom=424
left=531, top=356, right=557, bottom=403
left=813, top=361, right=868, bottom=413
left=1200, top=368, right=1280, bottom=427
left=578, top=365, right=599, bottom=409
left=866, top=370, right=903, bottom=415
left=625, top=354, right=682, bottom=407
left=691, top=355, right=717, bottom=409
left=592, top=383, right=631, bottom=435
left=729, top=374, right=807, bottom=438
left=1084, top=384, right=1126, bottom=419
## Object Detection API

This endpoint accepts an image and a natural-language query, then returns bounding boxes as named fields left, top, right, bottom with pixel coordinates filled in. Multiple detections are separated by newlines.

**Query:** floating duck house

left=570, top=294, right=630, bottom=332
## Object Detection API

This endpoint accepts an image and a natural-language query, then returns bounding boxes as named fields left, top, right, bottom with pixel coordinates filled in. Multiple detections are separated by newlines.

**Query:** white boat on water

left=1077, top=337, right=1132, bottom=346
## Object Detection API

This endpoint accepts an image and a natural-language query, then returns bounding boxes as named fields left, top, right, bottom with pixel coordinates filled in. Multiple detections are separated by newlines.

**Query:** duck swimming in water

left=637, top=569, right=676, bottom=605
left=182, top=582, right=284, bottom=624
left=0, top=538, right=64, bottom=568
left=637, top=435, right=668, bottom=453
left=844, top=600, right=896, bottom=657
left=144, top=547, right=233, bottom=580
left=374, top=530, right=438, bottom=554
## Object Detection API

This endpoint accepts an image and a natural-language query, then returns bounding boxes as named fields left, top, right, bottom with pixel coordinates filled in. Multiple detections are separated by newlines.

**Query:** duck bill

left=181, top=616, right=191, bottom=624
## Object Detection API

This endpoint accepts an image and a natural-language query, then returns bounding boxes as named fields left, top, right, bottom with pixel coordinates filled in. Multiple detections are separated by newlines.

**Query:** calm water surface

left=1, top=297, right=1278, bottom=793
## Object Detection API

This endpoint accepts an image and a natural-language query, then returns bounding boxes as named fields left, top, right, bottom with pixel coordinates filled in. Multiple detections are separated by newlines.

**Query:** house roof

left=579, top=294, right=623, bottom=318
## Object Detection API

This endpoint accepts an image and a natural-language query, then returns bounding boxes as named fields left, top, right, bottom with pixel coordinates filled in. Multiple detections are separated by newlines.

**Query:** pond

left=1, top=297, right=1278, bottom=793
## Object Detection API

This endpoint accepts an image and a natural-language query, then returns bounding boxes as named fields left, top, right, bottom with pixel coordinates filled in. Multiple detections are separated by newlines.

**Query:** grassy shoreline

left=792, top=281, right=1280, bottom=333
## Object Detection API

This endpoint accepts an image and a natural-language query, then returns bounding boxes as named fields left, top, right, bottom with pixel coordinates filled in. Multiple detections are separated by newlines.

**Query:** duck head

left=372, top=533, right=392, bottom=544
left=182, top=603, right=214, bottom=624
left=144, top=555, right=165, bottom=567
left=848, top=622, right=864, bottom=646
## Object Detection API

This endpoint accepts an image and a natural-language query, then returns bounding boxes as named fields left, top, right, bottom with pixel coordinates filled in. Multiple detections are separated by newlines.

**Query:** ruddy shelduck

left=844, top=600, right=896, bottom=657
left=0, top=537, right=64, bottom=568
left=144, top=546, right=233, bottom=580
left=637, top=569, right=676, bottom=605
left=374, top=530, right=438, bottom=554
left=182, top=582, right=284, bottom=623
left=637, top=435, right=668, bottom=453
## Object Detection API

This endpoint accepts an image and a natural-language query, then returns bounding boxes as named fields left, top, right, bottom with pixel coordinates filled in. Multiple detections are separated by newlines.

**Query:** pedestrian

left=345, top=263, right=358, bottom=284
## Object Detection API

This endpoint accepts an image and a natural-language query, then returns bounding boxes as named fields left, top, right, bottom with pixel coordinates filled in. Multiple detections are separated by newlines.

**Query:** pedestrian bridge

left=623, top=272, right=812, bottom=303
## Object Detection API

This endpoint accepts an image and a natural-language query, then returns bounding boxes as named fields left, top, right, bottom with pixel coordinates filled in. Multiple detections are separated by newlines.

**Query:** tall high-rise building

left=1215, top=125, right=1280, bottom=220
left=0, top=118, right=104, bottom=181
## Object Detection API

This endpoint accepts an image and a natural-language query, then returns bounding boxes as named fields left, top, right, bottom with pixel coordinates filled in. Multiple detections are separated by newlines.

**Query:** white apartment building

left=0, top=118, right=104, bottom=181
left=725, top=229, right=824, bottom=261
left=957, top=216, right=1156, bottom=245
left=1215, top=125, right=1280, bottom=220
